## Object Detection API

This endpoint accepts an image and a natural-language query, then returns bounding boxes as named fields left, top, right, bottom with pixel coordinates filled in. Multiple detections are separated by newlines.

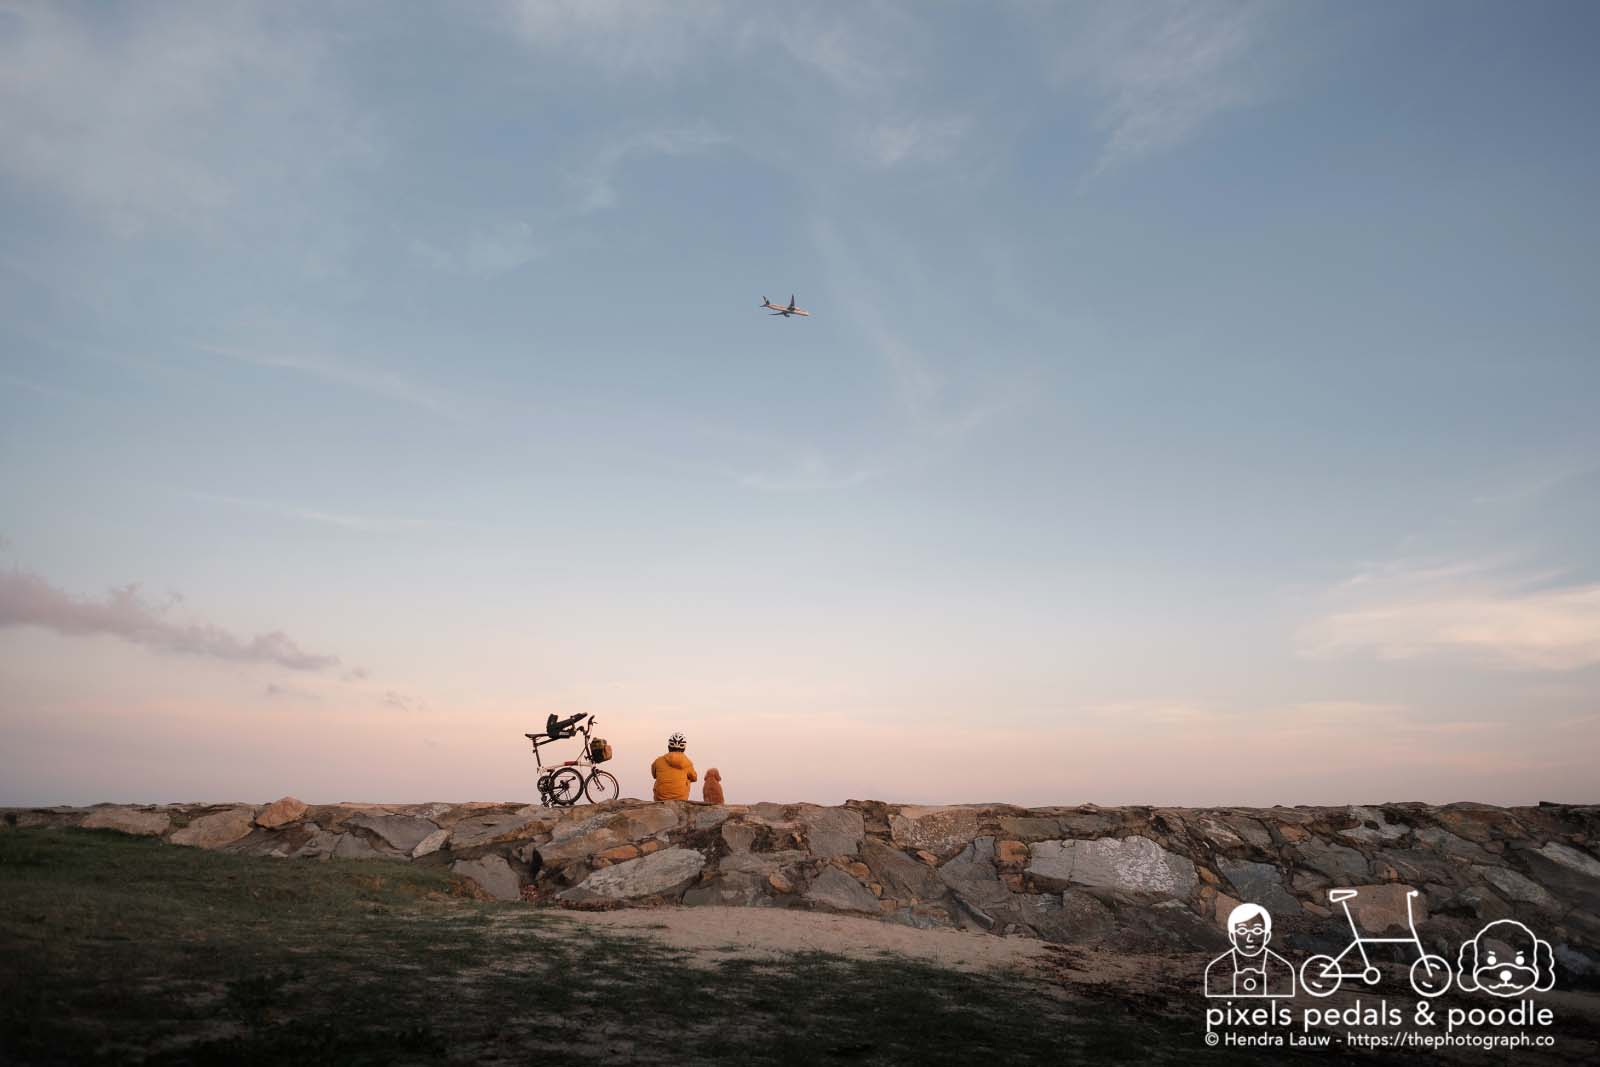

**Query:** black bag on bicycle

left=589, top=738, right=613, bottom=763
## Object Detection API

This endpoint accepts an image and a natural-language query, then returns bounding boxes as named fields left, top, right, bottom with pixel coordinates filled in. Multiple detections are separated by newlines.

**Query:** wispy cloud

left=185, top=491, right=471, bottom=535
left=197, top=344, right=458, bottom=418
left=410, top=220, right=543, bottom=277
left=1053, top=0, right=1276, bottom=175
left=0, top=3, right=373, bottom=237
left=570, top=123, right=729, bottom=213
left=0, top=569, right=340, bottom=672
left=1301, top=560, right=1600, bottom=671
left=863, top=116, right=972, bottom=170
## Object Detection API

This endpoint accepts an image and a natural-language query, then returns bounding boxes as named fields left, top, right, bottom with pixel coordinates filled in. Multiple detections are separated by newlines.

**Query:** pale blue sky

left=2, top=1, right=1596, bottom=806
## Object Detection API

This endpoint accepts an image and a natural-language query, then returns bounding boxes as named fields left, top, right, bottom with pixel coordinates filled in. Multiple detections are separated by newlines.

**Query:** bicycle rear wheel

left=547, top=767, right=585, bottom=807
left=584, top=769, right=620, bottom=804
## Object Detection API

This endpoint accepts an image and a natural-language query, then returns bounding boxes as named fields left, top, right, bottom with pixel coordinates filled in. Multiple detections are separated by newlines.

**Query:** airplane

left=760, top=295, right=811, bottom=318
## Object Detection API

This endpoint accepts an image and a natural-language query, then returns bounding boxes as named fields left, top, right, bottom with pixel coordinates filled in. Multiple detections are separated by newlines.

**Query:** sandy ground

left=542, top=904, right=1052, bottom=972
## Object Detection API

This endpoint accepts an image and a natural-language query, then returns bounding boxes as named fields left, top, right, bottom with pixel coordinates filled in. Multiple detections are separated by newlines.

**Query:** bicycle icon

left=1300, top=887, right=1452, bottom=998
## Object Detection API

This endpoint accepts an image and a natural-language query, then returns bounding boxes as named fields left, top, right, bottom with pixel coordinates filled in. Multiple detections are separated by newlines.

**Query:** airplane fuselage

left=761, top=296, right=810, bottom=317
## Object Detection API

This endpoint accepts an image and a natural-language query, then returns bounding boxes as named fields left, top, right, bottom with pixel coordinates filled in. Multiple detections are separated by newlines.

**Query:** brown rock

left=81, top=808, right=170, bottom=837
left=994, top=840, right=1029, bottom=867
left=255, top=796, right=309, bottom=829
left=915, top=850, right=938, bottom=866
left=1197, top=866, right=1219, bottom=886
left=768, top=872, right=794, bottom=894
left=845, top=861, right=872, bottom=881
left=1276, top=823, right=1309, bottom=843
left=1214, top=891, right=1242, bottom=926
left=170, top=807, right=256, bottom=850
left=869, top=882, right=883, bottom=897
left=598, top=845, right=641, bottom=864
left=640, top=839, right=663, bottom=855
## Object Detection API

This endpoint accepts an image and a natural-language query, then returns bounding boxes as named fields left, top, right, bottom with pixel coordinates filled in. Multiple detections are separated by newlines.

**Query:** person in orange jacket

left=650, top=732, right=697, bottom=801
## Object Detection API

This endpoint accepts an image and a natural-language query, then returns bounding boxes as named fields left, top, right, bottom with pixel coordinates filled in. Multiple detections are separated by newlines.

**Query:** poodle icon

left=1457, top=920, right=1556, bottom=997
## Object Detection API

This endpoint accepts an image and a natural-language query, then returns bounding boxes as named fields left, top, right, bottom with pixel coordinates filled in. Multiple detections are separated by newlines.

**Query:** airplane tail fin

left=761, top=296, right=769, bottom=306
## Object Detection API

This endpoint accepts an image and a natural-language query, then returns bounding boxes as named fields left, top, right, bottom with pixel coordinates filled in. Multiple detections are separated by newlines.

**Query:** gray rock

left=1219, top=815, right=1274, bottom=850
left=861, top=838, right=943, bottom=902
left=81, top=808, right=170, bottom=837
left=939, top=837, right=1013, bottom=926
left=453, top=855, right=523, bottom=901
left=559, top=847, right=706, bottom=902
left=292, top=826, right=338, bottom=859
left=1414, top=827, right=1491, bottom=861
left=797, top=806, right=864, bottom=858
left=1522, top=843, right=1600, bottom=908
left=169, top=807, right=256, bottom=850
left=1375, top=848, right=1462, bottom=886
left=1474, top=865, right=1557, bottom=909
left=1060, top=812, right=1123, bottom=836
left=720, top=850, right=809, bottom=876
left=412, top=828, right=450, bottom=858
left=721, top=821, right=757, bottom=854
left=1296, top=839, right=1370, bottom=885
left=683, top=872, right=768, bottom=907
left=997, top=816, right=1063, bottom=843
left=347, top=813, right=438, bottom=854
left=333, top=834, right=399, bottom=860
left=1013, top=892, right=1115, bottom=942
left=691, top=806, right=736, bottom=831
left=805, top=866, right=881, bottom=914
left=1341, top=807, right=1412, bottom=844
left=1217, top=858, right=1299, bottom=914
left=1443, top=886, right=1512, bottom=922
left=1026, top=836, right=1198, bottom=898
left=890, top=806, right=982, bottom=858
left=450, top=811, right=551, bottom=850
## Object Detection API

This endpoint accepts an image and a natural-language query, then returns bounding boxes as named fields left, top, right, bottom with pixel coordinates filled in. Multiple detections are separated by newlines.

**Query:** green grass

left=1, top=828, right=1396, bottom=1065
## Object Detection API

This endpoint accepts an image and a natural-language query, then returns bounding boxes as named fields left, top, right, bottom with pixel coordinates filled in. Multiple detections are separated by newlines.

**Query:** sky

left=2, top=1, right=1597, bottom=809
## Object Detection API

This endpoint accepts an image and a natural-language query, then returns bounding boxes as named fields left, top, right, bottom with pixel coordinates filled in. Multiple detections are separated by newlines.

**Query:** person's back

left=650, top=732, right=696, bottom=802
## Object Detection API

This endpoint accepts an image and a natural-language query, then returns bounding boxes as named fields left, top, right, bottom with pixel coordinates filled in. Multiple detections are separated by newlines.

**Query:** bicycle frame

left=1321, top=890, right=1432, bottom=978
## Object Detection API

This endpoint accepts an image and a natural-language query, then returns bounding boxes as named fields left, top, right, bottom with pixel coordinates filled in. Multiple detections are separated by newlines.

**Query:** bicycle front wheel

left=584, top=769, right=620, bottom=804
left=547, top=767, right=585, bottom=807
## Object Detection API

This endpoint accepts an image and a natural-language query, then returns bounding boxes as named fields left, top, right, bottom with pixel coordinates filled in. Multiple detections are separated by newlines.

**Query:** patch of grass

left=1, top=829, right=1407, bottom=1064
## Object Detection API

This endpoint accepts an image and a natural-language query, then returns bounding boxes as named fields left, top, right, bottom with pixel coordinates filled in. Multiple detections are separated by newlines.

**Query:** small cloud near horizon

left=0, top=569, right=340, bottom=672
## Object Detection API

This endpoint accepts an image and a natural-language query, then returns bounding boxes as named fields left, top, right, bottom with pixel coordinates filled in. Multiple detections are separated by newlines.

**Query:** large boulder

left=346, top=813, right=439, bottom=854
left=805, top=866, right=881, bottom=914
left=939, top=837, right=1013, bottom=927
left=861, top=838, right=943, bottom=902
left=797, top=806, right=864, bottom=859
left=255, top=797, right=309, bottom=829
left=1026, top=836, right=1198, bottom=898
left=170, top=807, right=256, bottom=850
left=81, top=808, right=170, bottom=837
left=453, top=855, right=523, bottom=901
left=412, top=828, right=450, bottom=858
left=449, top=811, right=552, bottom=851
left=1295, top=839, right=1370, bottom=885
left=1217, top=858, right=1298, bottom=915
left=890, top=806, right=981, bottom=858
left=1016, top=891, right=1116, bottom=942
left=683, top=872, right=769, bottom=907
left=559, top=847, right=706, bottom=903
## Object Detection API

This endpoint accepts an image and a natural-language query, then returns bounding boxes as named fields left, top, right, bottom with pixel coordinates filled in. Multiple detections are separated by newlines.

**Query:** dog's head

left=1457, top=919, right=1555, bottom=997
left=705, top=767, right=721, bottom=782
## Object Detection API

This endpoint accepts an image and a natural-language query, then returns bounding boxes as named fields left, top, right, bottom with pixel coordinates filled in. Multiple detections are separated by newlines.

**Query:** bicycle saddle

left=1329, top=888, right=1359, bottom=903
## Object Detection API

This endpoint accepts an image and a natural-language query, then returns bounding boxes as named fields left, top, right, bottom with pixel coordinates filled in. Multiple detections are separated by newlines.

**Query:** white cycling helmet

left=668, top=732, right=687, bottom=751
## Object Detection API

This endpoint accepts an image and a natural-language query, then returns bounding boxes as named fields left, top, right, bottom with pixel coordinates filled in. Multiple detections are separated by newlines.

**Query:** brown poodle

left=702, top=767, right=724, bottom=805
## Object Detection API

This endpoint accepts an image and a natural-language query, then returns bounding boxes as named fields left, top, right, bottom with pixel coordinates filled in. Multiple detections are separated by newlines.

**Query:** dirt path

left=542, top=904, right=1053, bottom=972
